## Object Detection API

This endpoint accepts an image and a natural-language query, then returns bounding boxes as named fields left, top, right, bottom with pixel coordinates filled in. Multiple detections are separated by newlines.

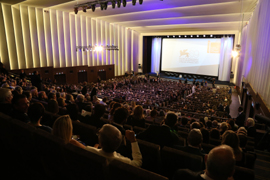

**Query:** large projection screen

left=161, top=38, right=221, bottom=76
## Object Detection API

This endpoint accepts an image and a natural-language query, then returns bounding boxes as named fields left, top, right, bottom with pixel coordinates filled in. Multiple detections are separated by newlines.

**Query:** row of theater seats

left=0, top=111, right=255, bottom=180
left=163, top=72, right=217, bottom=81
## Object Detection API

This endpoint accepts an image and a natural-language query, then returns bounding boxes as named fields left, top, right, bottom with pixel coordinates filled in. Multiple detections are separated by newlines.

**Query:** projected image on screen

left=161, top=38, right=221, bottom=76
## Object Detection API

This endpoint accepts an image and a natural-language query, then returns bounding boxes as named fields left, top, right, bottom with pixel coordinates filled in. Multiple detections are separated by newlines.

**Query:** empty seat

left=161, top=146, right=203, bottom=178
left=133, top=126, right=146, bottom=134
left=234, top=166, right=255, bottom=180
left=72, top=121, right=98, bottom=146
left=137, top=139, right=162, bottom=174
left=107, top=159, right=168, bottom=180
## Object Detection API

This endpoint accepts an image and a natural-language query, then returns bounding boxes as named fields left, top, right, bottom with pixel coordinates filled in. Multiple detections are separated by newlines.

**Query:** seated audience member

left=47, top=92, right=57, bottom=101
left=137, top=112, right=180, bottom=148
left=210, top=128, right=220, bottom=140
left=191, top=122, right=201, bottom=130
left=200, top=128, right=210, bottom=144
left=30, top=87, right=38, bottom=99
left=228, top=119, right=238, bottom=131
left=174, top=129, right=206, bottom=159
left=76, top=94, right=85, bottom=112
left=235, top=106, right=245, bottom=127
left=38, top=91, right=47, bottom=101
left=220, top=122, right=228, bottom=135
left=206, top=120, right=212, bottom=130
left=212, top=120, right=218, bottom=128
left=237, top=127, right=247, bottom=136
left=52, top=115, right=85, bottom=148
left=100, top=97, right=107, bottom=106
left=0, top=88, right=13, bottom=115
left=92, top=95, right=100, bottom=104
left=112, top=107, right=129, bottom=135
left=14, top=86, right=23, bottom=95
left=88, top=103, right=107, bottom=128
left=109, top=102, right=122, bottom=121
left=47, top=99, right=59, bottom=114
left=57, top=97, right=66, bottom=108
left=173, top=145, right=235, bottom=180
left=28, top=102, right=52, bottom=133
left=150, top=109, right=158, bottom=124
left=85, top=124, right=142, bottom=167
left=245, top=118, right=256, bottom=138
left=180, top=117, right=189, bottom=128
left=10, top=94, right=30, bottom=123
left=221, top=130, right=245, bottom=167
left=126, top=105, right=146, bottom=128
left=65, top=94, right=74, bottom=105
left=23, top=91, right=32, bottom=102
left=238, top=134, right=248, bottom=153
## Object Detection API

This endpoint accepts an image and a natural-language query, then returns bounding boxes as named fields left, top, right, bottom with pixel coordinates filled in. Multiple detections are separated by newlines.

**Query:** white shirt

left=85, top=142, right=142, bottom=167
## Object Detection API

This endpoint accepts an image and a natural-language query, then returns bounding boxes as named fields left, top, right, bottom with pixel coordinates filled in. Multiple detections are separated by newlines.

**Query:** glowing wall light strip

left=75, top=15, right=81, bottom=66
left=2, top=4, right=18, bottom=70
left=57, top=10, right=65, bottom=67
left=43, top=9, right=52, bottom=67
left=28, top=7, right=40, bottom=68
left=50, top=9, right=59, bottom=68
left=131, top=30, right=134, bottom=71
left=12, top=6, right=25, bottom=69
left=69, top=13, right=76, bottom=67
left=36, top=8, right=46, bottom=67
left=86, top=17, right=91, bottom=66
left=81, top=15, right=86, bottom=66
left=105, top=22, right=109, bottom=65
left=63, top=12, right=71, bottom=67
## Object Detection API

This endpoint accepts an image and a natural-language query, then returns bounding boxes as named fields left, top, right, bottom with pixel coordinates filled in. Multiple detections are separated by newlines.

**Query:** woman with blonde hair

left=222, top=130, right=245, bottom=166
left=127, top=105, right=145, bottom=128
left=52, top=115, right=85, bottom=148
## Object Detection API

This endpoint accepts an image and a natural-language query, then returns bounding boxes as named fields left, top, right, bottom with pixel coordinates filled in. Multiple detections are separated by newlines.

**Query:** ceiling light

left=117, top=0, right=121, bottom=8
left=232, top=51, right=239, bottom=58
left=185, top=35, right=187, bottom=38
left=179, top=35, right=181, bottom=37
left=167, top=36, right=169, bottom=38
left=83, top=7, right=87, bottom=12
left=173, top=35, right=175, bottom=38
left=91, top=4, right=95, bottom=12
left=210, top=35, right=213, bottom=37
left=191, top=35, right=193, bottom=37
left=112, top=1, right=116, bottom=8
left=197, top=35, right=199, bottom=37
left=203, top=35, right=206, bottom=37
left=132, top=0, right=136, bottom=5
left=139, top=0, right=143, bottom=5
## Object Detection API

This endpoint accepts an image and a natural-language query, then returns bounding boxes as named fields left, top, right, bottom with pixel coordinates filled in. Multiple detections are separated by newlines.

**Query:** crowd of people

left=0, top=69, right=258, bottom=179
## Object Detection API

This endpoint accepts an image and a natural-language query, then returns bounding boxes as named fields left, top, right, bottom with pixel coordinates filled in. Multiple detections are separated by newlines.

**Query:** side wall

left=0, top=3, right=140, bottom=76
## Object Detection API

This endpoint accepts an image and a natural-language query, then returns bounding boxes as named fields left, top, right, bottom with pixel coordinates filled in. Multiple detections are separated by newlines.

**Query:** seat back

left=234, top=166, right=255, bottom=180
left=137, top=139, right=162, bottom=174
left=123, top=124, right=133, bottom=130
left=161, top=146, right=203, bottom=178
left=245, top=152, right=257, bottom=169
left=201, top=143, right=216, bottom=154
left=63, top=143, right=107, bottom=180
left=106, top=159, right=168, bottom=180
left=209, top=138, right=221, bottom=146
left=178, top=131, right=189, bottom=140
left=133, top=126, right=146, bottom=134
left=72, top=121, right=98, bottom=146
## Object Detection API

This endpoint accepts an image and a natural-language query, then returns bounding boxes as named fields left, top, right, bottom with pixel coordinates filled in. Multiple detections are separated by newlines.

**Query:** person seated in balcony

left=52, top=115, right=85, bottom=148
left=245, top=118, right=256, bottom=138
left=173, top=145, right=235, bottom=180
left=0, top=88, right=13, bottom=115
left=126, top=105, right=146, bottom=128
left=28, top=102, right=52, bottom=133
left=9, top=94, right=30, bottom=123
left=85, top=124, right=142, bottom=167
left=38, top=91, right=47, bottom=101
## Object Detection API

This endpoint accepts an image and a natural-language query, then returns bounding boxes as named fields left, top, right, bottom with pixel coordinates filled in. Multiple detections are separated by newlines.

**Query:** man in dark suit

left=173, top=145, right=236, bottom=180
left=185, top=78, right=188, bottom=84
left=235, top=106, right=245, bottom=127
left=136, top=112, right=181, bottom=148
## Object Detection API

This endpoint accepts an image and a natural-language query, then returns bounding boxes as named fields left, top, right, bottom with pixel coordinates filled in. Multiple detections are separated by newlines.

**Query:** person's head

left=150, top=109, right=158, bottom=118
left=48, top=92, right=56, bottom=100
left=23, top=91, right=32, bottom=102
left=238, top=106, right=244, bottom=112
left=181, top=117, right=188, bottom=126
left=31, top=88, right=38, bottom=97
left=222, top=130, right=242, bottom=155
left=220, top=122, right=228, bottom=132
left=76, top=94, right=84, bottom=103
left=113, top=107, right=129, bottom=125
left=15, top=86, right=23, bottom=94
left=66, top=104, right=79, bottom=121
left=237, top=127, right=247, bottom=136
left=238, top=134, right=248, bottom=149
left=164, top=112, right=178, bottom=128
left=205, top=145, right=235, bottom=180
left=52, top=115, right=73, bottom=144
left=246, top=118, right=255, bottom=128
left=38, top=91, right=47, bottom=100
left=212, top=120, right=218, bottom=127
left=191, top=122, right=201, bottom=130
left=188, top=129, right=203, bottom=147
left=66, top=94, right=74, bottom=102
left=98, top=124, right=122, bottom=153
left=206, top=120, right=212, bottom=129
left=210, top=128, right=220, bottom=139
left=47, top=99, right=59, bottom=114
left=110, top=102, right=122, bottom=115
left=83, top=104, right=93, bottom=113
left=28, top=102, right=45, bottom=124
left=102, top=97, right=107, bottom=103
left=0, top=88, right=13, bottom=103
left=200, top=127, right=210, bottom=144
left=133, top=105, right=144, bottom=120
left=58, top=97, right=66, bottom=107
left=12, top=94, right=29, bottom=113
left=94, top=103, right=105, bottom=118
left=228, top=119, right=235, bottom=129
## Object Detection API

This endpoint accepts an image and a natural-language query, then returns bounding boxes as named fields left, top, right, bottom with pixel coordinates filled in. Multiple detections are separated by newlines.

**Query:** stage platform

left=149, top=72, right=233, bottom=86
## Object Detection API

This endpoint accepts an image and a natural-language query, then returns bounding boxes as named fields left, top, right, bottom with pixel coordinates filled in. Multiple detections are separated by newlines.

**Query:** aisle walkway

left=230, top=91, right=241, bottom=118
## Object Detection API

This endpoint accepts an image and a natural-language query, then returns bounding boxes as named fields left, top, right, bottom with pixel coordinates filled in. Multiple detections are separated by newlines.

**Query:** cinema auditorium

left=0, top=0, right=269, bottom=179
